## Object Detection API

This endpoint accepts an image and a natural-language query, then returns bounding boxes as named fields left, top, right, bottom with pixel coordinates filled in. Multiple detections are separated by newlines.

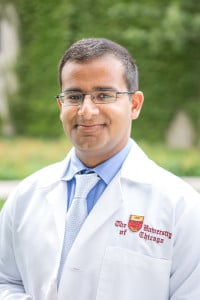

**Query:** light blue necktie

left=57, top=172, right=100, bottom=284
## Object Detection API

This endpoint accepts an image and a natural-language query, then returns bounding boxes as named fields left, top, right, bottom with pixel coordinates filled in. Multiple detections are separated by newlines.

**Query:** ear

left=56, top=97, right=62, bottom=110
left=131, top=91, right=144, bottom=120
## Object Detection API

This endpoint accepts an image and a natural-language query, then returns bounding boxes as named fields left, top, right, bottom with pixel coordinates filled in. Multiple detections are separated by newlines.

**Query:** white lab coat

left=0, top=140, right=200, bottom=300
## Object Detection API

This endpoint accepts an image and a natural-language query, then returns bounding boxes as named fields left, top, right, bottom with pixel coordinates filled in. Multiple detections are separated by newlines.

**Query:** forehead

left=60, top=54, right=126, bottom=90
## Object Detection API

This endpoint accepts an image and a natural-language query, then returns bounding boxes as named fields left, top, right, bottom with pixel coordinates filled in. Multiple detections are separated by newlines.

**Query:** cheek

left=109, top=104, right=132, bottom=123
left=59, top=109, right=73, bottom=133
left=59, top=110, right=66, bottom=126
left=60, top=107, right=75, bottom=122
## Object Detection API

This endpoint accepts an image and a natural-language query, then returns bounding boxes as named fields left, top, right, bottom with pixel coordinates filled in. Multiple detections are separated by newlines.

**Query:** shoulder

left=9, top=153, right=71, bottom=199
left=122, top=140, right=200, bottom=204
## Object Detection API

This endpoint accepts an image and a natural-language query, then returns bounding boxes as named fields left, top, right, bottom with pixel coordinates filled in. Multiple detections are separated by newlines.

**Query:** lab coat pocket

left=96, top=246, right=171, bottom=300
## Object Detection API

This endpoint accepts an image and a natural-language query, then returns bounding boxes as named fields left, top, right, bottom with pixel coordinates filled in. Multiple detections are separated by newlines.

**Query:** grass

left=0, top=137, right=72, bottom=180
left=0, top=137, right=200, bottom=180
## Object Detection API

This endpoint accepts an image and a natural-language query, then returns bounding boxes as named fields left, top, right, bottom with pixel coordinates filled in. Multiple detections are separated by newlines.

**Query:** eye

left=95, top=92, right=115, bottom=101
left=66, top=93, right=82, bottom=100
left=61, top=92, right=83, bottom=105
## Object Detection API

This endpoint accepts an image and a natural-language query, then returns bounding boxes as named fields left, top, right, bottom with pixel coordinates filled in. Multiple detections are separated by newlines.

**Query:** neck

left=75, top=152, right=112, bottom=168
left=75, top=141, right=129, bottom=168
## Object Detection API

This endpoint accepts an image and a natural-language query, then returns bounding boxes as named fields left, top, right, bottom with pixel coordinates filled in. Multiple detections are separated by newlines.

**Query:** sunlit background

left=0, top=0, right=200, bottom=201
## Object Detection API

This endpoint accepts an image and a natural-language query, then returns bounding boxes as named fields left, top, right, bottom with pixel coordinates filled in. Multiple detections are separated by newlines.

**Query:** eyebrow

left=95, top=87, right=117, bottom=92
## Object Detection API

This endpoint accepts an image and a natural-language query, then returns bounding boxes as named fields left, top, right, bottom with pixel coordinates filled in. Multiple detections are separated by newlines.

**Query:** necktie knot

left=74, top=172, right=100, bottom=199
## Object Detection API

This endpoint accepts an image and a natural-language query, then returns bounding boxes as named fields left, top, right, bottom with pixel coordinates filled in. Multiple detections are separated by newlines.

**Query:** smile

left=75, top=124, right=105, bottom=132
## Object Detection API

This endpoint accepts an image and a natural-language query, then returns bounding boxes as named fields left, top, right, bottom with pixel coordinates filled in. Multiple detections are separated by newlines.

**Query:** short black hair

left=58, top=38, right=138, bottom=91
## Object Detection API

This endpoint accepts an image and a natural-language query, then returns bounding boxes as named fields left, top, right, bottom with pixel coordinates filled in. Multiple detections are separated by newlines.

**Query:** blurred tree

left=4, top=0, right=200, bottom=143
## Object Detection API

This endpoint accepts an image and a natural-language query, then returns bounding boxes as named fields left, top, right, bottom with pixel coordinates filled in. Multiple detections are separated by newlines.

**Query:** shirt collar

left=61, top=139, right=133, bottom=184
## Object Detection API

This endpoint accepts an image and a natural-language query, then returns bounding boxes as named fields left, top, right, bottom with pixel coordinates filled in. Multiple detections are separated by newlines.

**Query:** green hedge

left=2, top=0, right=200, bottom=143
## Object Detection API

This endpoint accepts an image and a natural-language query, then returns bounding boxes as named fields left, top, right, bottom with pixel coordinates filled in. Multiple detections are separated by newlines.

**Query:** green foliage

left=5, top=0, right=200, bottom=142
left=8, top=0, right=70, bottom=136
left=0, top=138, right=199, bottom=179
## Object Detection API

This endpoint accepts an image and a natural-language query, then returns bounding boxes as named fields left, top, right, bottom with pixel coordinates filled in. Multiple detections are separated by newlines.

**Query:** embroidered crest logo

left=128, top=215, right=144, bottom=232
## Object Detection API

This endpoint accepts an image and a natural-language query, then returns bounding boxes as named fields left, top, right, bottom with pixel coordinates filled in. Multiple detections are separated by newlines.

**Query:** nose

left=77, top=94, right=99, bottom=118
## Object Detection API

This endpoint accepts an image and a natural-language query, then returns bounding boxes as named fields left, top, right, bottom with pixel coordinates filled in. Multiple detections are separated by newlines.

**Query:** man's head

left=57, top=38, right=143, bottom=167
left=59, top=38, right=138, bottom=92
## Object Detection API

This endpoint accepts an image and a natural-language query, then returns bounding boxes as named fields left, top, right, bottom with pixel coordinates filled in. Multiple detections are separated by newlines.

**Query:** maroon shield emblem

left=128, top=215, right=144, bottom=232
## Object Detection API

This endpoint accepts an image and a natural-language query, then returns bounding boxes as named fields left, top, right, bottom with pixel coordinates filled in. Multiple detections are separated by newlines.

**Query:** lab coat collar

left=37, top=148, right=74, bottom=188
left=39, top=140, right=153, bottom=189
left=121, top=140, right=153, bottom=185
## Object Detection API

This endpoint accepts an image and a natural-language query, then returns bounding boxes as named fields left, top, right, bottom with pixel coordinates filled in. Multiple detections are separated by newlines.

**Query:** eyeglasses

left=55, top=90, right=134, bottom=106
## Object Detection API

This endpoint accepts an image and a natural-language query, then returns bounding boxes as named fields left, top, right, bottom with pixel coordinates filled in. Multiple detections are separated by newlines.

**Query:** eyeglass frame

left=55, top=90, right=135, bottom=106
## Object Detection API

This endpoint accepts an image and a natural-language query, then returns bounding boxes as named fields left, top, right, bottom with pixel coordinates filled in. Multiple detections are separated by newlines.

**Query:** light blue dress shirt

left=61, top=139, right=133, bottom=214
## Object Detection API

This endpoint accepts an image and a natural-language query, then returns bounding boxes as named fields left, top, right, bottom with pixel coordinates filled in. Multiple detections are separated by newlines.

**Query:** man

left=0, top=38, right=200, bottom=300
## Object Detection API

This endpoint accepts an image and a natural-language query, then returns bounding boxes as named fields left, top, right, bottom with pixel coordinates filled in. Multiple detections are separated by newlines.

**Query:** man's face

left=58, top=54, right=143, bottom=166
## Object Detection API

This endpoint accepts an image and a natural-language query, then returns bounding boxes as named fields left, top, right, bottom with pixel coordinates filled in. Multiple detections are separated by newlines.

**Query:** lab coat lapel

left=59, top=172, right=123, bottom=271
left=69, top=142, right=152, bottom=249
left=58, top=173, right=123, bottom=293
left=76, top=173, right=123, bottom=242
left=45, top=143, right=151, bottom=251
left=40, top=153, right=71, bottom=242
left=46, top=180, right=67, bottom=242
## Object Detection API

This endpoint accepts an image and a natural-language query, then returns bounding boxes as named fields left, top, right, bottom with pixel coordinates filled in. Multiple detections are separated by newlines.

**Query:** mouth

left=75, top=123, right=106, bottom=132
